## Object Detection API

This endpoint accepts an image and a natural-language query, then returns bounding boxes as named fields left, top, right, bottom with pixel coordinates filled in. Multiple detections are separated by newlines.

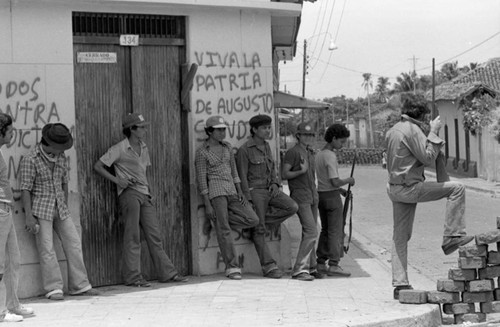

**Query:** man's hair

left=204, top=126, right=215, bottom=136
left=0, top=113, right=13, bottom=138
left=401, top=93, right=429, bottom=119
left=324, top=124, right=350, bottom=143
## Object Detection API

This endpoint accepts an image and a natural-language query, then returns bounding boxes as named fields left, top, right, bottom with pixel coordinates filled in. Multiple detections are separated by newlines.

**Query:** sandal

left=227, top=272, right=242, bottom=280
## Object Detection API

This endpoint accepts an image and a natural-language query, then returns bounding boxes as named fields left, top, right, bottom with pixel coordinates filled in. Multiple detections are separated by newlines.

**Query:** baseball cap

left=122, top=113, right=149, bottom=129
left=296, top=122, right=315, bottom=135
left=205, top=116, right=228, bottom=128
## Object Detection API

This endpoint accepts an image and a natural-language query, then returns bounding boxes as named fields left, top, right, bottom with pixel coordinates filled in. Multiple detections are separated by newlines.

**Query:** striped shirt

left=20, top=144, right=71, bottom=221
left=195, top=140, right=240, bottom=200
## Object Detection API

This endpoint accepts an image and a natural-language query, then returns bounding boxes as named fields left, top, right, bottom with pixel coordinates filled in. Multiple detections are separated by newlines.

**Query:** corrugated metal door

left=73, top=13, right=190, bottom=286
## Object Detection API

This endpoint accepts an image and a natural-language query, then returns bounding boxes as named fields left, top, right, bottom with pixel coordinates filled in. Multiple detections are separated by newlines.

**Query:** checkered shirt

left=20, top=144, right=71, bottom=221
left=195, top=140, right=240, bottom=200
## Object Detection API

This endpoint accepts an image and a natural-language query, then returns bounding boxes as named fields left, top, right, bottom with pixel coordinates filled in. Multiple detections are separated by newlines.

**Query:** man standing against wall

left=0, top=113, right=34, bottom=322
left=282, top=122, right=322, bottom=281
left=236, top=114, right=298, bottom=279
left=195, top=115, right=259, bottom=280
left=385, top=94, right=473, bottom=299
left=94, top=113, right=188, bottom=287
left=20, top=123, right=99, bottom=300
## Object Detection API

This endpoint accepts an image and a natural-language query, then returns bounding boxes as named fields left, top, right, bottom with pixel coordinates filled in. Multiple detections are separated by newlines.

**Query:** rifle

left=342, top=152, right=356, bottom=253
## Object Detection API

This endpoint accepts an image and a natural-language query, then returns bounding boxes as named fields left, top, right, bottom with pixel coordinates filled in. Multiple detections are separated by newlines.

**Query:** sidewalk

left=14, top=172, right=500, bottom=327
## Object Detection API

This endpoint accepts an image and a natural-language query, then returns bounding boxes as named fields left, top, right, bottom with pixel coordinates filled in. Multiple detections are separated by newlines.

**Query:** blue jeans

left=210, top=195, right=259, bottom=275
left=316, top=190, right=344, bottom=266
left=36, top=209, right=92, bottom=296
left=0, top=206, right=21, bottom=316
left=291, top=200, right=318, bottom=276
left=119, top=189, right=178, bottom=284
left=387, top=181, right=466, bottom=286
left=250, top=189, right=298, bottom=273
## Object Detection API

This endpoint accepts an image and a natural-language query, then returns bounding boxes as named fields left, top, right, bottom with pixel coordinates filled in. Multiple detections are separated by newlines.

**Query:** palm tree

left=375, top=76, right=390, bottom=103
left=393, top=72, right=414, bottom=93
left=361, top=73, right=374, bottom=147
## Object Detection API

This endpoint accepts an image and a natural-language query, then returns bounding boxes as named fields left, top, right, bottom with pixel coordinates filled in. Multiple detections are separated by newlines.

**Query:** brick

left=458, top=256, right=486, bottom=269
left=480, top=301, right=500, bottom=313
left=478, top=265, right=500, bottom=279
left=467, top=279, right=495, bottom=292
left=462, top=291, right=494, bottom=303
left=437, top=279, right=465, bottom=292
left=459, top=244, right=488, bottom=257
left=454, top=313, right=486, bottom=324
left=488, top=251, right=500, bottom=265
left=476, top=230, right=500, bottom=245
left=398, top=290, right=428, bottom=304
left=427, top=291, right=460, bottom=304
left=442, top=303, right=475, bottom=315
left=448, top=267, right=477, bottom=281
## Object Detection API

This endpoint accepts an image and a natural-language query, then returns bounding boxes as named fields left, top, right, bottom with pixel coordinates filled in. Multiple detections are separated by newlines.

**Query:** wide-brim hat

left=42, top=123, right=74, bottom=150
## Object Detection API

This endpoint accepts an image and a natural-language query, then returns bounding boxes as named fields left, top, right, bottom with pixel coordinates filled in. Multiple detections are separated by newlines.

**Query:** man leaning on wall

left=20, top=123, right=100, bottom=300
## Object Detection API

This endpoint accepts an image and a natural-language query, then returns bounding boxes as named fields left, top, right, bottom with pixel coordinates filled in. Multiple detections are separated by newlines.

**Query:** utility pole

left=301, top=40, right=307, bottom=122
left=408, top=55, right=419, bottom=94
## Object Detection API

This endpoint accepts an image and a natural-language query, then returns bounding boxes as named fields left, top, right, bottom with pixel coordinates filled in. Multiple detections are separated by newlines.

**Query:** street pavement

left=12, top=166, right=500, bottom=327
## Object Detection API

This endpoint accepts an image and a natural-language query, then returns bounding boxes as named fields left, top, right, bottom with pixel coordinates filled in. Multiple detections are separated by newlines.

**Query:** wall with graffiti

left=188, top=10, right=283, bottom=275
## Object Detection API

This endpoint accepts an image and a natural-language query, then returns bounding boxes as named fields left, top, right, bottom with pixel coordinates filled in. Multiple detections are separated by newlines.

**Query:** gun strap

left=343, top=193, right=353, bottom=253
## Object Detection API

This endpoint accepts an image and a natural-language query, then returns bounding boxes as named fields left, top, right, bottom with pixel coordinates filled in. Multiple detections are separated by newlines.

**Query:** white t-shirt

left=315, top=149, right=339, bottom=192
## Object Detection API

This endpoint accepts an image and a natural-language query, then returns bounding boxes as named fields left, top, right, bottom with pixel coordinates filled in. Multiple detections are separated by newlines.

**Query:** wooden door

left=73, top=34, right=190, bottom=286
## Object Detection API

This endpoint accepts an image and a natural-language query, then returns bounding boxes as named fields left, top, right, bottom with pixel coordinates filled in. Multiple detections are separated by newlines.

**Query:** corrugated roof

left=431, top=82, right=497, bottom=101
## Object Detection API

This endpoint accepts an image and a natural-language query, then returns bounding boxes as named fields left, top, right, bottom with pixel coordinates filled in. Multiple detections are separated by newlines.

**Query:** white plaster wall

left=187, top=9, right=281, bottom=276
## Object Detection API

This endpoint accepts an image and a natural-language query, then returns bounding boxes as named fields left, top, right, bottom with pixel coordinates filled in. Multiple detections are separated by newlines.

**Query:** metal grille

left=72, top=12, right=185, bottom=39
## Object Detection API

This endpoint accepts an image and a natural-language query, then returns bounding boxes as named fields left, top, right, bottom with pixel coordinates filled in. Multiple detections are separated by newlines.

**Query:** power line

left=310, top=0, right=336, bottom=70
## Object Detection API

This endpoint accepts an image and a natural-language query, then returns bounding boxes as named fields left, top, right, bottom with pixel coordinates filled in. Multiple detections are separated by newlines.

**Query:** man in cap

left=282, top=121, right=321, bottom=281
left=94, top=113, right=188, bottom=287
left=236, top=114, right=298, bottom=279
left=20, top=123, right=98, bottom=300
left=0, top=113, right=34, bottom=322
left=195, top=115, right=259, bottom=280
left=385, top=93, right=473, bottom=299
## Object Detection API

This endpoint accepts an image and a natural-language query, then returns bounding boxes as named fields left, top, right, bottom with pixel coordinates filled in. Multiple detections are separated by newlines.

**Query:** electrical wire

left=310, top=0, right=336, bottom=70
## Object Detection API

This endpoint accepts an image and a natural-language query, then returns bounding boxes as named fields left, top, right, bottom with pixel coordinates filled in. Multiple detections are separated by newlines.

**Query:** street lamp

left=301, top=32, right=338, bottom=122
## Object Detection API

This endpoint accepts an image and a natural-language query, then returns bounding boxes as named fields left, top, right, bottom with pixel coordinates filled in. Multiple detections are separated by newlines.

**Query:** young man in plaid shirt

left=20, top=123, right=98, bottom=300
left=195, top=116, right=259, bottom=280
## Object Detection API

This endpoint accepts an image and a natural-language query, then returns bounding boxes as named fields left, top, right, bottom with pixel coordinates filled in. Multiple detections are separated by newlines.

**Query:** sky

left=278, top=0, right=500, bottom=100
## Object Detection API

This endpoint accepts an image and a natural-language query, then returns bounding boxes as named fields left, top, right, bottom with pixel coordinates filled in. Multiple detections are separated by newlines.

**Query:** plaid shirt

left=195, top=140, right=240, bottom=200
left=20, top=144, right=70, bottom=221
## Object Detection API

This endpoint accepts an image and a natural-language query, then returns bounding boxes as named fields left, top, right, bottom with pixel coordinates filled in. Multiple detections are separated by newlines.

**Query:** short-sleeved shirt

left=315, top=149, right=339, bottom=192
left=236, top=138, right=279, bottom=200
left=99, top=138, right=151, bottom=196
left=0, top=150, right=13, bottom=203
left=283, top=143, right=317, bottom=204
left=195, top=140, right=240, bottom=200
left=20, top=144, right=71, bottom=221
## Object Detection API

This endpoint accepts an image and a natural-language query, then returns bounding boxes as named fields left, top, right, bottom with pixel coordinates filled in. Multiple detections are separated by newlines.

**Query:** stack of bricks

left=399, top=222, right=500, bottom=325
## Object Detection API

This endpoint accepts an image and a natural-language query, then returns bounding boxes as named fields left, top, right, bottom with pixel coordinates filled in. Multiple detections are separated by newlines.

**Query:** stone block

left=427, top=291, right=460, bottom=304
left=488, top=251, right=500, bottom=265
left=442, top=303, right=475, bottom=315
left=448, top=268, right=476, bottom=281
left=398, top=290, right=428, bottom=304
left=476, top=230, right=500, bottom=245
left=458, top=256, right=486, bottom=269
left=478, top=265, right=500, bottom=279
left=459, top=244, right=488, bottom=257
left=454, top=313, right=486, bottom=324
left=462, top=291, right=494, bottom=303
left=467, top=279, right=495, bottom=292
left=480, top=301, right=500, bottom=313
left=437, top=279, right=465, bottom=292
left=494, top=288, right=500, bottom=300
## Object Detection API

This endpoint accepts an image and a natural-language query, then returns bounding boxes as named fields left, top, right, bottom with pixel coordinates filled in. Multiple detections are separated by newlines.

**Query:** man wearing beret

left=195, top=115, right=259, bottom=280
left=94, top=113, right=188, bottom=287
left=0, top=113, right=34, bottom=322
left=236, top=114, right=298, bottom=279
left=282, top=122, right=322, bottom=281
left=20, top=123, right=98, bottom=300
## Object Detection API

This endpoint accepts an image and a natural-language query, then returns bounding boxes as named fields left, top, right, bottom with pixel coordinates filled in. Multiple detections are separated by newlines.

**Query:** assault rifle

left=342, top=152, right=356, bottom=253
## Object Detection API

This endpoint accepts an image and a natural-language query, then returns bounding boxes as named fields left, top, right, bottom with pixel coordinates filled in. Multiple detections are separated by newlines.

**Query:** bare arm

left=282, top=162, right=307, bottom=180
left=94, top=160, right=130, bottom=189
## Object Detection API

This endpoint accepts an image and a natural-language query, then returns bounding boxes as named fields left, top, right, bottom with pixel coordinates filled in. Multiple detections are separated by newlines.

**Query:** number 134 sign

left=120, top=35, right=139, bottom=46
